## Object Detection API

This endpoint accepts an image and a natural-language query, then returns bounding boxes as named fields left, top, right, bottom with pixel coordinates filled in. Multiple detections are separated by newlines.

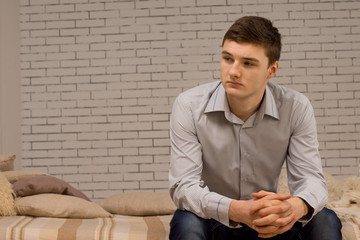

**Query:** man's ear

left=267, top=61, right=279, bottom=79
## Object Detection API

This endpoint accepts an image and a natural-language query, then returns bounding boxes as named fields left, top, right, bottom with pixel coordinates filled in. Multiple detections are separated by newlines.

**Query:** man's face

left=220, top=40, right=278, bottom=103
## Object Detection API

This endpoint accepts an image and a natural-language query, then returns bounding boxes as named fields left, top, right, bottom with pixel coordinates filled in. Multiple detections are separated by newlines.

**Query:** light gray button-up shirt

left=169, top=80, right=327, bottom=227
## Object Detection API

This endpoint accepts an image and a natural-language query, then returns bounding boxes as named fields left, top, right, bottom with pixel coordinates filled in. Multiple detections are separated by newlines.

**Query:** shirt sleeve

left=286, top=97, right=328, bottom=224
left=168, top=95, right=234, bottom=227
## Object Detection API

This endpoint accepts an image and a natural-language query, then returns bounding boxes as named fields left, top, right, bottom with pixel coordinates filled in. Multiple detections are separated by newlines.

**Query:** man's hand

left=229, top=191, right=291, bottom=235
left=251, top=191, right=296, bottom=238
left=229, top=191, right=309, bottom=238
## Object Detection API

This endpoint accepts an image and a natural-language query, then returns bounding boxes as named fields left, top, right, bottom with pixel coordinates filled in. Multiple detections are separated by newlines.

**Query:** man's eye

left=244, top=61, right=254, bottom=66
left=222, top=56, right=233, bottom=62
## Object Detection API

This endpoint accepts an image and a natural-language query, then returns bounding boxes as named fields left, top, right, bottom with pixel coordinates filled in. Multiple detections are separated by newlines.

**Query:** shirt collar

left=204, top=82, right=227, bottom=113
left=204, top=82, right=280, bottom=122
left=256, top=84, right=280, bottom=121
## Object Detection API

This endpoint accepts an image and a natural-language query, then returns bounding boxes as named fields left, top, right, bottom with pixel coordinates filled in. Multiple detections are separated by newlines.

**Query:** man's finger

left=257, top=202, right=291, bottom=217
left=257, top=218, right=297, bottom=238
left=251, top=190, right=275, bottom=199
left=250, top=194, right=291, bottom=214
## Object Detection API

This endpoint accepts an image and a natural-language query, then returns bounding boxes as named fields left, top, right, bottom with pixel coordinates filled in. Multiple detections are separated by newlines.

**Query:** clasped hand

left=229, top=190, right=300, bottom=238
left=250, top=191, right=297, bottom=238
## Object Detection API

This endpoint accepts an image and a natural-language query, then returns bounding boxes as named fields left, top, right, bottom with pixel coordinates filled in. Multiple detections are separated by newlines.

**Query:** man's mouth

left=227, top=80, right=243, bottom=86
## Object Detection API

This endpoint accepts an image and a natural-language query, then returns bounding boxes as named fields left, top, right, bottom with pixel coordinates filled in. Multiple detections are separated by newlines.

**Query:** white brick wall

left=19, top=0, right=360, bottom=200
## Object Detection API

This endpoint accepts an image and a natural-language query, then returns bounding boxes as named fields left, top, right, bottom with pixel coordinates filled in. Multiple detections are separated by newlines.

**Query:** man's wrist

left=229, top=200, right=246, bottom=224
left=289, top=197, right=310, bottom=220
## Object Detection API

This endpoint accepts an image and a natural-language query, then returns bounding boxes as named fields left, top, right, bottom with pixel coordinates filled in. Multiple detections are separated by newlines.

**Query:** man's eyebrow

left=242, top=57, right=260, bottom=63
left=221, top=50, right=260, bottom=62
left=221, top=50, right=232, bottom=56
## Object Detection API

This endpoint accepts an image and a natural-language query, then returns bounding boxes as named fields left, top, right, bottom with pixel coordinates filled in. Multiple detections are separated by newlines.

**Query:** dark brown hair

left=222, top=16, right=281, bottom=67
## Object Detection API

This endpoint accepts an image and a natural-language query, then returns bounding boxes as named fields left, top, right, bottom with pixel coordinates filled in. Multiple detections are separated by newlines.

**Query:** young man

left=169, top=16, right=342, bottom=239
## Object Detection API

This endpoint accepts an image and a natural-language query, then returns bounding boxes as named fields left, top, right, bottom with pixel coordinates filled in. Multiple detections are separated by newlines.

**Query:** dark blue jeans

left=170, top=208, right=342, bottom=240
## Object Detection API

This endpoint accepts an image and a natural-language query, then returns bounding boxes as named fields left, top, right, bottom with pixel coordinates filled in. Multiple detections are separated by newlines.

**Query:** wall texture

left=19, top=0, right=360, bottom=200
left=1, top=0, right=22, bottom=170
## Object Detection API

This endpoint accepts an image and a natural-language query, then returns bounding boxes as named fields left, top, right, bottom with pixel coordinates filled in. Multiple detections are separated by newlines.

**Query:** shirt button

left=199, top=180, right=205, bottom=188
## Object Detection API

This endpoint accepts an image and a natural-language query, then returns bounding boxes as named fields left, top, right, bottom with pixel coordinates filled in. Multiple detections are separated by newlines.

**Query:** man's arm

left=169, top=95, right=234, bottom=226
left=286, top=97, right=327, bottom=221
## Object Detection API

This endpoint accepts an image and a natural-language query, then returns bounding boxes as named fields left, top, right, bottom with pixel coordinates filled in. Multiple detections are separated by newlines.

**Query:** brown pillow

left=96, top=192, right=176, bottom=216
left=15, top=194, right=111, bottom=218
left=3, top=170, right=48, bottom=184
left=0, top=172, right=16, bottom=216
left=0, top=154, right=15, bottom=171
left=12, top=175, right=90, bottom=201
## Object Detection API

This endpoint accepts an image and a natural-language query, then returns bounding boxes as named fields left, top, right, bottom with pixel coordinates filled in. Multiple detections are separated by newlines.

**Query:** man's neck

left=227, top=93, right=265, bottom=122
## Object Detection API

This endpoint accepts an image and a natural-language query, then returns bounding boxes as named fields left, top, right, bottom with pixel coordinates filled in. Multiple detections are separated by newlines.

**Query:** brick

left=338, top=83, right=360, bottom=91
left=150, top=8, right=180, bottom=16
left=243, top=4, right=272, bottom=13
left=167, top=0, right=195, bottom=7
left=75, top=2, right=104, bottom=11
left=46, top=4, right=75, bottom=13
left=108, top=131, right=138, bottom=140
left=139, top=130, right=169, bottom=139
left=273, top=3, right=303, bottom=12
left=47, top=20, right=75, bottom=29
left=90, top=26, right=119, bottom=35
left=107, top=99, right=137, bottom=107
left=124, top=173, right=153, bottom=181
left=140, top=180, right=168, bottom=189
left=335, top=2, right=360, bottom=10
left=60, top=28, right=89, bottom=36
left=93, top=173, right=122, bottom=182
left=60, top=12, right=88, bottom=20
left=48, top=133, right=77, bottom=141
left=139, top=147, right=169, bottom=155
left=180, top=6, right=210, bottom=15
left=92, top=123, right=122, bottom=132
left=135, top=0, right=165, bottom=9
left=122, top=106, right=152, bottom=114
left=138, top=97, right=168, bottom=106
left=78, top=149, right=108, bottom=157
left=123, top=139, right=152, bottom=147
left=109, top=181, right=139, bottom=190
left=92, top=140, right=121, bottom=149
left=62, top=108, right=91, bottom=116
left=140, top=163, right=169, bottom=172
left=48, top=149, right=77, bottom=158
left=340, top=166, right=359, bottom=176
left=109, top=148, right=139, bottom=156
left=123, top=156, right=153, bottom=164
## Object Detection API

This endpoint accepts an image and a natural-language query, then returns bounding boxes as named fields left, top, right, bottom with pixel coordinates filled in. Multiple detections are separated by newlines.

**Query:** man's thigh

left=300, top=207, right=342, bottom=240
left=169, top=207, right=342, bottom=240
left=212, top=222, right=300, bottom=240
left=170, top=210, right=300, bottom=240
left=169, top=209, right=210, bottom=240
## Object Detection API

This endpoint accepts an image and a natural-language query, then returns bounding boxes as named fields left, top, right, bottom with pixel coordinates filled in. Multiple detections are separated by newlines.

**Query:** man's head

left=222, top=16, right=281, bottom=67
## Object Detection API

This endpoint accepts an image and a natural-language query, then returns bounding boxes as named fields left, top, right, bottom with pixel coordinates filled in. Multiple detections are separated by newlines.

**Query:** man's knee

left=313, top=208, right=342, bottom=228
left=303, top=207, right=342, bottom=240
left=170, top=209, right=210, bottom=240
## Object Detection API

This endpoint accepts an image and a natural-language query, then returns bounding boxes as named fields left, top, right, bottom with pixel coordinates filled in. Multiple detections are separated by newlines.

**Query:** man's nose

left=229, top=63, right=241, bottom=79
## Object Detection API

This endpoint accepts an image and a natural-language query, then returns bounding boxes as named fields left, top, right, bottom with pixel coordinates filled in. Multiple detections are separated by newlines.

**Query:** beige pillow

left=15, top=194, right=111, bottom=218
left=12, top=175, right=90, bottom=201
left=3, top=170, right=48, bottom=184
left=0, top=172, right=16, bottom=216
left=0, top=154, right=15, bottom=171
left=96, top=192, right=176, bottom=216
